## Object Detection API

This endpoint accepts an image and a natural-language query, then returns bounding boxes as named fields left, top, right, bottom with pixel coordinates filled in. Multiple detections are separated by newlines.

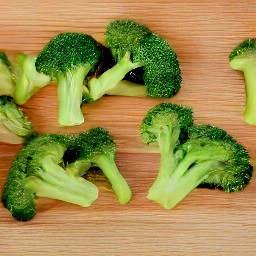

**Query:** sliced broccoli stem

left=25, top=155, right=98, bottom=207
left=242, top=68, right=256, bottom=124
left=105, top=80, right=147, bottom=97
left=87, top=52, right=142, bottom=101
left=57, top=65, right=91, bottom=126
left=92, top=155, right=132, bottom=205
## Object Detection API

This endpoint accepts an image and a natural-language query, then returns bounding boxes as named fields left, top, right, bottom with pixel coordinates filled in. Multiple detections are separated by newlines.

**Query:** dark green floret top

left=35, top=32, right=101, bottom=78
left=229, top=38, right=256, bottom=61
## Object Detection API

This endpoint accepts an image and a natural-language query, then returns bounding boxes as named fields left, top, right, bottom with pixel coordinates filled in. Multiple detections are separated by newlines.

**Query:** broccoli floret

left=229, top=38, right=256, bottom=125
left=13, top=53, right=51, bottom=105
left=35, top=32, right=101, bottom=126
left=66, top=127, right=132, bottom=205
left=141, top=103, right=253, bottom=209
left=0, top=96, right=33, bottom=144
left=0, top=51, right=15, bottom=97
left=83, top=19, right=181, bottom=101
left=2, top=133, right=99, bottom=221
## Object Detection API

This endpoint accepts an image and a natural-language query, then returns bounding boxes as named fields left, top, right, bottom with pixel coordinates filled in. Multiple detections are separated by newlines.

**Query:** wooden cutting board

left=1, top=0, right=256, bottom=255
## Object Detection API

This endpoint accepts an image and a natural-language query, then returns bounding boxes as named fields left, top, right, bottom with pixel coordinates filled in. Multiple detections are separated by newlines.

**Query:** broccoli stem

left=148, top=144, right=226, bottom=209
left=106, top=80, right=147, bottom=97
left=57, top=65, right=91, bottom=126
left=66, top=159, right=92, bottom=177
left=87, top=52, right=142, bottom=101
left=242, top=67, right=256, bottom=125
left=25, top=155, right=98, bottom=207
left=149, top=160, right=218, bottom=209
left=14, top=55, right=51, bottom=105
left=92, top=155, right=132, bottom=205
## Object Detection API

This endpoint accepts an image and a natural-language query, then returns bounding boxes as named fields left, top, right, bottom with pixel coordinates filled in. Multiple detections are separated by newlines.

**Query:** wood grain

left=1, top=0, right=256, bottom=255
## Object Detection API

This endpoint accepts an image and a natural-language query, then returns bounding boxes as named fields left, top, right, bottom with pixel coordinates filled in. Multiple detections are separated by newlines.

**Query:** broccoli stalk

left=148, top=140, right=229, bottom=209
left=57, top=65, right=92, bottom=125
left=229, top=38, right=256, bottom=125
left=104, top=80, right=147, bottom=97
left=13, top=53, right=51, bottom=105
left=0, top=51, right=15, bottom=97
left=141, top=103, right=252, bottom=209
left=35, top=32, right=101, bottom=126
left=2, top=134, right=98, bottom=221
left=84, top=52, right=142, bottom=102
left=25, top=151, right=98, bottom=208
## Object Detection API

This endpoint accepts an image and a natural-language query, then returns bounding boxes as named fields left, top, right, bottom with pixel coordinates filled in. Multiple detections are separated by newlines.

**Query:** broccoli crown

left=75, top=127, right=116, bottom=160
left=186, top=125, right=253, bottom=192
left=229, top=38, right=256, bottom=62
left=105, top=19, right=152, bottom=62
left=2, top=133, right=98, bottom=221
left=140, top=102, right=193, bottom=145
left=0, top=95, right=33, bottom=139
left=133, top=33, right=182, bottom=98
left=35, top=32, right=101, bottom=79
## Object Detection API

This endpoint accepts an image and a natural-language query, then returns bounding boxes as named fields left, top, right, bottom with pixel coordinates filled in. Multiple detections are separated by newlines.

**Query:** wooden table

left=1, top=0, right=256, bottom=255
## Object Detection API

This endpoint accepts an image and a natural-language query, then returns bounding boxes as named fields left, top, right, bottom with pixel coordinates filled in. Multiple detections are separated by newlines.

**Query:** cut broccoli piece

left=0, top=51, right=15, bottom=97
left=229, top=38, right=256, bottom=125
left=13, top=53, right=51, bottom=105
left=83, top=20, right=181, bottom=101
left=2, top=134, right=99, bottom=221
left=0, top=96, right=33, bottom=144
left=66, top=127, right=132, bottom=205
left=35, top=32, right=101, bottom=126
left=141, top=103, right=253, bottom=209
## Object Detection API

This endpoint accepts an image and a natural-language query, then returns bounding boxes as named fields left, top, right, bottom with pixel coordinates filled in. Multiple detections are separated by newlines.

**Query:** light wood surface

left=1, top=0, right=256, bottom=255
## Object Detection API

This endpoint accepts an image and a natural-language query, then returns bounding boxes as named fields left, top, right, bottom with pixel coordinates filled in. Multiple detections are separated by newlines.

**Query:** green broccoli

left=66, top=127, right=132, bottom=205
left=229, top=38, right=256, bottom=125
left=0, top=96, right=33, bottom=144
left=35, top=32, right=101, bottom=126
left=83, top=19, right=182, bottom=101
left=2, top=133, right=99, bottom=221
left=13, top=53, right=51, bottom=105
left=141, top=103, right=252, bottom=209
left=0, top=51, right=15, bottom=97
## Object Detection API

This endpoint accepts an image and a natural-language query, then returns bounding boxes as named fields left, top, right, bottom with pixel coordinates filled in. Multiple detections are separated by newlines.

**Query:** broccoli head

left=35, top=32, right=101, bottom=126
left=0, top=96, right=33, bottom=144
left=229, top=38, right=256, bottom=125
left=2, top=133, right=99, bottom=221
left=0, top=51, right=15, bottom=97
